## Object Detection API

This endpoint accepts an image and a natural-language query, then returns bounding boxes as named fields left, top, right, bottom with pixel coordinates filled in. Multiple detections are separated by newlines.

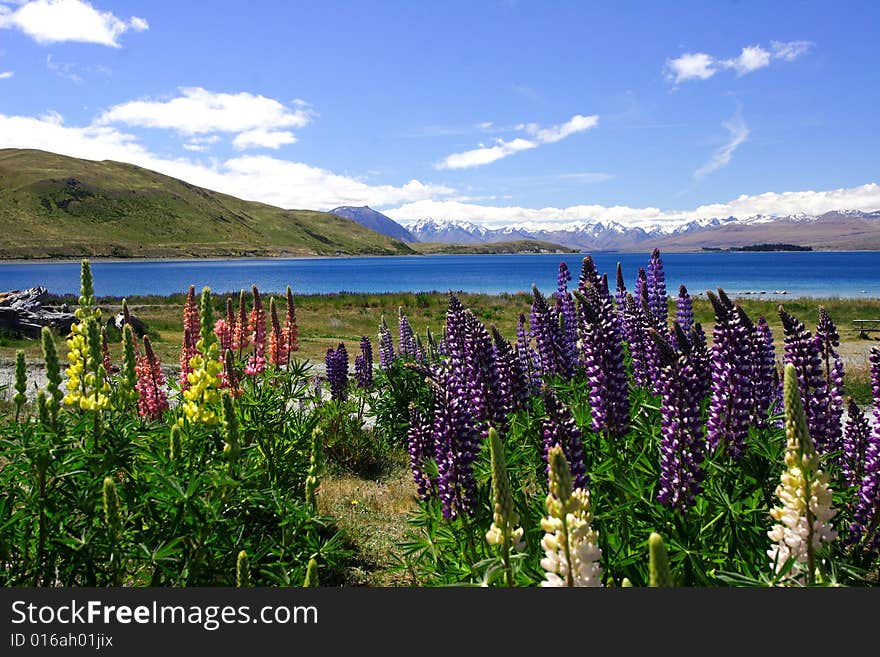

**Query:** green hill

left=0, top=149, right=416, bottom=259
left=411, top=239, right=578, bottom=254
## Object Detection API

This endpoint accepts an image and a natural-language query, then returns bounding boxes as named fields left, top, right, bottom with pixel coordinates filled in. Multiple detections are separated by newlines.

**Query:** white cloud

left=232, top=129, right=297, bottom=150
left=0, top=0, right=148, bottom=47
left=665, top=52, right=716, bottom=83
left=694, top=112, right=750, bottom=180
left=99, top=87, right=312, bottom=136
left=666, top=40, right=813, bottom=83
left=522, top=114, right=600, bottom=143
left=129, top=16, right=147, bottom=31
left=436, top=114, right=599, bottom=170
left=386, top=183, right=880, bottom=229
left=721, top=45, right=771, bottom=76
left=0, top=110, right=453, bottom=210
left=0, top=70, right=12, bottom=79
left=771, top=40, right=814, bottom=62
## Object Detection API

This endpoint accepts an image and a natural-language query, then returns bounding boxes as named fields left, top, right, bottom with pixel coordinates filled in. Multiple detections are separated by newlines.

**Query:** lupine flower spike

left=180, top=287, right=224, bottom=426
left=354, top=336, right=373, bottom=388
left=539, top=445, right=602, bottom=587
left=135, top=335, right=169, bottom=420
left=847, top=347, right=880, bottom=555
left=268, top=297, right=286, bottom=368
left=233, top=289, right=249, bottom=357
left=485, top=427, right=526, bottom=587
left=41, top=327, right=63, bottom=427
left=767, top=363, right=837, bottom=585
left=284, top=285, right=299, bottom=363
left=13, top=350, right=27, bottom=421
left=179, top=285, right=200, bottom=390
left=649, top=532, right=673, bottom=587
left=245, top=285, right=267, bottom=375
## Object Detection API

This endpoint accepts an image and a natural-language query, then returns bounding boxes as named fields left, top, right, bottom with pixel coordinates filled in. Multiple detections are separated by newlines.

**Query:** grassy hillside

left=410, top=239, right=578, bottom=254
left=0, top=149, right=416, bottom=259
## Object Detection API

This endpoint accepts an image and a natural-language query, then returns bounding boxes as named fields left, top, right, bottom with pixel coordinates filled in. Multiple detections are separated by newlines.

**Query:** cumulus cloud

left=665, top=52, right=716, bottom=83
left=0, top=71, right=12, bottom=79
left=232, top=129, right=297, bottom=150
left=385, top=183, right=880, bottom=229
left=721, top=45, right=771, bottom=76
left=0, top=110, right=453, bottom=210
left=665, top=40, right=813, bottom=83
left=436, top=114, right=599, bottom=170
left=98, top=87, right=312, bottom=136
left=694, top=112, right=750, bottom=179
left=0, top=0, right=148, bottom=47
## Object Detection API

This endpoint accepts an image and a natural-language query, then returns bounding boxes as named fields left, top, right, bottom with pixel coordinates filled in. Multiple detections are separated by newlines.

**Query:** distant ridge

left=404, top=210, right=880, bottom=251
left=329, top=205, right=415, bottom=242
left=0, top=149, right=416, bottom=259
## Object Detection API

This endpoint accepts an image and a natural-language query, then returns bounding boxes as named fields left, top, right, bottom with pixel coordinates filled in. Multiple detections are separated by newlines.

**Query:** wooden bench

left=854, top=319, right=880, bottom=338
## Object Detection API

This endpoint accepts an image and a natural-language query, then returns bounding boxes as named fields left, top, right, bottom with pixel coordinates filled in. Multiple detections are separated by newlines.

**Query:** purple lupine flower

left=750, top=316, right=778, bottom=428
left=847, top=348, right=880, bottom=554
left=531, top=285, right=575, bottom=381
left=407, top=405, right=436, bottom=499
left=615, top=262, right=627, bottom=326
left=652, top=324, right=705, bottom=511
left=675, top=285, right=694, bottom=335
left=541, top=386, right=587, bottom=490
left=461, top=310, right=506, bottom=434
left=646, top=248, right=668, bottom=329
left=635, top=267, right=648, bottom=312
left=847, top=397, right=880, bottom=554
left=377, top=315, right=396, bottom=370
left=556, top=261, right=579, bottom=367
left=578, top=255, right=603, bottom=293
left=816, top=306, right=845, bottom=457
left=398, top=307, right=418, bottom=359
left=843, top=397, right=872, bottom=488
left=689, top=322, right=712, bottom=403
left=779, top=306, right=832, bottom=456
left=622, top=292, right=651, bottom=389
left=430, top=369, right=481, bottom=519
left=575, top=285, right=630, bottom=440
left=516, top=312, right=540, bottom=391
left=325, top=342, right=349, bottom=401
left=638, top=290, right=662, bottom=395
left=354, top=335, right=373, bottom=388
left=706, top=289, right=753, bottom=460
left=492, top=325, right=530, bottom=414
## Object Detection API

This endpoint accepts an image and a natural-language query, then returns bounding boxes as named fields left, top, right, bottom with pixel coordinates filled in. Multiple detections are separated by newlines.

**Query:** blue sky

left=1, top=0, right=878, bottom=227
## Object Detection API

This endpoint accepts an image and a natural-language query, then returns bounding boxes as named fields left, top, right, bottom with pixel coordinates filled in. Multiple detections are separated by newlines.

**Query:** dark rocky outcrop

left=0, top=287, right=76, bottom=338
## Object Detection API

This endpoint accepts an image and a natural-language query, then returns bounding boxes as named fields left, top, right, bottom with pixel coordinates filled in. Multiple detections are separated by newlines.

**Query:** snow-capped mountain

left=402, top=210, right=880, bottom=251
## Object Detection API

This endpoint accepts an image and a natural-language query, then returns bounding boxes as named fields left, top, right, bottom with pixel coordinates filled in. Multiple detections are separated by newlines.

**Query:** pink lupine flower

left=214, top=318, right=233, bottom=355
left=284, top=285, right=299, bottom=362
left=136, top=336, right=169, bottom=420
left=232, top=289, right=250, bottom=356
left=245, top=285, right=267, bottom=375
left=179, top=285, right=200, bottom=390
left=268, top=297, right=287, bottom=367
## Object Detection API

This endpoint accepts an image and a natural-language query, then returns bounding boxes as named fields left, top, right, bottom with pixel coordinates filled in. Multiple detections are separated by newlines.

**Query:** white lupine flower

left=540, top=446, right=603, bottom=587
left=767, top=364, right=837, bottom=585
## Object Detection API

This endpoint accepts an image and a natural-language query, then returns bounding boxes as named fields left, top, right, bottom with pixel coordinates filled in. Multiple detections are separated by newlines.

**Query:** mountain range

left=394, top=211, right=880, bottom=252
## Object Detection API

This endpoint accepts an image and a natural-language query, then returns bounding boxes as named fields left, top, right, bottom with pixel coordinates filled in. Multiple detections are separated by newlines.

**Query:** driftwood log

left=0, top=287, right=76, bottom=338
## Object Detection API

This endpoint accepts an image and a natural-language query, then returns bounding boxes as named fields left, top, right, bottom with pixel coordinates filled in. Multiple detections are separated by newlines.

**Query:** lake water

left=0, top=251, right=878, bottom=299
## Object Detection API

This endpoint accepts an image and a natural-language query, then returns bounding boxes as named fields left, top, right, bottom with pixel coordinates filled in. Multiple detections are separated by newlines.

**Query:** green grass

left=0, top=148, right=416, bottom=259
